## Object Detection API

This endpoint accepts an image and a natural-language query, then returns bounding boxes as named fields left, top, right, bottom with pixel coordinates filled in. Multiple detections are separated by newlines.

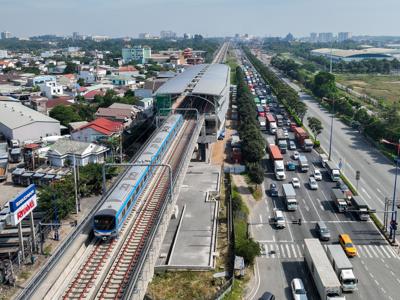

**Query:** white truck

left=320, top=153, right=329, bottom=167
left=326, top=161, right=340, bottom=182
left=350, top=195, right=370, bottom=221
left=282, top=183, right=297, bottom=211
left=326, top=245, right=358, bottom=292
left=332, top=188, right=348, bottom=213
left=304, top=239, right=345, bottom=300
left=269, top=144, right=286, bottom=180
left=298, top=155, right=309, bottom=172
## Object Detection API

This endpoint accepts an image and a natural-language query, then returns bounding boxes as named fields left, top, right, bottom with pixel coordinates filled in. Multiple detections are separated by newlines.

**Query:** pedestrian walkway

left=260, top=242, right=400, bottom=260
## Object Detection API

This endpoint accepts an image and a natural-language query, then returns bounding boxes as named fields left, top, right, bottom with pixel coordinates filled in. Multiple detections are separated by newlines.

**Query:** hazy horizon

left=1, top=0, right=399, bottom=38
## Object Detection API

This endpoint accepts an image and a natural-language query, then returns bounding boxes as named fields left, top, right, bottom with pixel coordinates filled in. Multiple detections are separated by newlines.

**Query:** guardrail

left=15, top=118, right=173, bottom=300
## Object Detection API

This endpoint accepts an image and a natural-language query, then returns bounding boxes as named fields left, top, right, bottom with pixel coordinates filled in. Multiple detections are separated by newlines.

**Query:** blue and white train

left=93, top=114, right=184, bottom=239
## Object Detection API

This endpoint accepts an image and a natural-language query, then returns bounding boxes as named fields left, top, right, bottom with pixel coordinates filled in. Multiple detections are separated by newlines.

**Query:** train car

left=93, top=114, right=184, bottom=239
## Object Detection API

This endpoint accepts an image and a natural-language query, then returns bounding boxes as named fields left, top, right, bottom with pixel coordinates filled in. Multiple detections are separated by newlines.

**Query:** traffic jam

left=236, top=55, right=378, bottom=299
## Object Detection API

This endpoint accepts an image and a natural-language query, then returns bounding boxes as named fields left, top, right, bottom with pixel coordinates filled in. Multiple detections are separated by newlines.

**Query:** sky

left=0, top=0, right=399, bottom=38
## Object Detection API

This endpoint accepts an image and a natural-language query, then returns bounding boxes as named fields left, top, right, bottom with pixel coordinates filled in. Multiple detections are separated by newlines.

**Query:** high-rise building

left=138, top=33, right=151, bottom=39
left=122, top=46, right=152, bottom=64
left=310, top=32, right=318, bottom=43
left=72, top=32, right=81, bottom=40
left=1, top=31, right=11, bottom=39
left=318, top=32, right=334, bottom=43
left=160, top=30, right=177, bottom=39
left=338, top=32, right=352, bottom=42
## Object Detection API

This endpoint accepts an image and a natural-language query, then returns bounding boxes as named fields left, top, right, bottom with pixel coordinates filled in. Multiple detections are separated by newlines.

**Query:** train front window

left=94, top=215, right=115, bottom=231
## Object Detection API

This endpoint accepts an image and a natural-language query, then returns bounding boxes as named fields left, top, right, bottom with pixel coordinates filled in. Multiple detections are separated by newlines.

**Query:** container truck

left=269, top=144, right=286, bottom=180
left=266, top=114, right=277, bottom=134
left=282, top=183, right=297, bottom=211
left=326, top=161, right=340, bottom=182
left=326, top=245, right=358, bottom=292
left=276, top=114, right=284, bottom=127
left=304, top=239, right=345, bottom=300
left=258, top=116, right=266, bottom=131
left=293, top=127, right=313, bottom=151
left=350, top=195, right=370, bottom=221
left=332, top=188, right=347, bottom=212
left=298, top=155, right=309, bottom=172
left=276, top=129, right=287, bottom=153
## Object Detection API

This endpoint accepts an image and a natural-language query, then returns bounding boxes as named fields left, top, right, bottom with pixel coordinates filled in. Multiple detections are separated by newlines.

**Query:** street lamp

left=328, top=97, right=335, bottom=161
left=389, top=139, right=400, bottom=244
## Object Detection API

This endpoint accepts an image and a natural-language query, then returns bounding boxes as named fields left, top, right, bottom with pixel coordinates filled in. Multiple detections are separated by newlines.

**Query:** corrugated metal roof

left=155, top=64, right=206, bottom=95
left=154, top=64, right=229, bottom=97
left=0, top=101, right=59, bottom=129
left=192, top=64, right=229, bottom=96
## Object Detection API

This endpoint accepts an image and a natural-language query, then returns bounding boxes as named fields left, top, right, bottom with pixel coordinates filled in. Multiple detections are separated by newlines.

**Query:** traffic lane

left=353, top=257, right=400, bottom=300
left=253, top=258, right=288, bottom=300
left=303, top=94, right=394, bottom=212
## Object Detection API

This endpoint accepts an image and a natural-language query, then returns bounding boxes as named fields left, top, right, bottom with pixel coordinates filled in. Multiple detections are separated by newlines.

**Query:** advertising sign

left=9, top=184, right=37, bottom=226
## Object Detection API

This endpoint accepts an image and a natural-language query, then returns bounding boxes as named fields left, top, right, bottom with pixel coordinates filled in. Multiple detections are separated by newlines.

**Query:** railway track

left=61, top=119, right=196, bottom=300
left=213, top=42, right=229, bottom=64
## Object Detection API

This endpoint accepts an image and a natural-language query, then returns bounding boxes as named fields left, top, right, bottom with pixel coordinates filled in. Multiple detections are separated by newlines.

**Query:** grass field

left=335, top=73, right=400, bottom=105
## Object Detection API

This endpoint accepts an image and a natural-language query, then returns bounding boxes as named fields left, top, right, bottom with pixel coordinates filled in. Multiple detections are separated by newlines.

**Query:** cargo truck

left=350, top=195, right=370, bottom=221
left=258, top=116, right=266, bottom=131
left=298, top=155, right=309, bottom=172
left=266, top=113, right=277, bottom=134
left=282, top=183, right=297, bottom=211
left=326, top=245, right=358, bottom=292
left=276, top=128, right=287, bottom=153
left=304, top=239, right=345, bottom=300
left=332, top=188, right=347, bottom=212
left=292, top=127, right=313, bottom=151
left=269, top=144, right=286, bottom=180
left=276, top=114, right=284, bottom=127
left=326, top=161, right=340, bottom=182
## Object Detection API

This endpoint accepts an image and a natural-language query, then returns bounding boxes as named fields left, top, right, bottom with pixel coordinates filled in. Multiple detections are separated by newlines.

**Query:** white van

left=273, top=209, right=286, bottom=229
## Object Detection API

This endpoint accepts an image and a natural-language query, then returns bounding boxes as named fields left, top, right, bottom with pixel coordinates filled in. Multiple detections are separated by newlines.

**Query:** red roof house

left=71, top=118, right=123, bottom=142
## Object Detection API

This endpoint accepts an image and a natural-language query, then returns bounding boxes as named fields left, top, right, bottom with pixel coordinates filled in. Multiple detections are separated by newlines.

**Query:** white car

left=291, top=278, right=308, bottom=300
left=273, top=209, right=286, bottom=229
left=314, top=169, right=322, bottom=181
left=292, top=177, right=300, bottom=188
left=293, top=151, right=300, bottom=160
left=283, top=129, right=289, bottom=138
left=309, top=176, right=318, bottom=190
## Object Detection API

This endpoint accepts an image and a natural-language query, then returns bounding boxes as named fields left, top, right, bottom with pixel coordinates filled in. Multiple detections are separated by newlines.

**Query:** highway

left=256, top=52, right=399, bottom=226
left=237, top=49, right=400, bottom=300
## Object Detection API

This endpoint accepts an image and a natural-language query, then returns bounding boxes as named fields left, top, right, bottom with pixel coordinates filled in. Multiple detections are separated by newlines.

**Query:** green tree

left=247, top=162, right=264, bottom=184
left=64, top=62, right=77, bottom=74
left=77, top=78, right=85, bottom=87
left=49, top=105, right=82, bottom=126
left=236, top=238, right=261, bottom=265
left=312, top=71, right=337, bottom=99
left=307, top=117, right=323, bottom=140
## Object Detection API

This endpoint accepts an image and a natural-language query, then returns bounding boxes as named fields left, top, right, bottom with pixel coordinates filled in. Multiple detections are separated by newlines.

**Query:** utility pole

left=119, top=126, right=123, bottom=163
left=73, top=154, right=79, bottom=214
left=328, top=97, right=335, bottom=161
left=389, top=139, right=400, bottom=244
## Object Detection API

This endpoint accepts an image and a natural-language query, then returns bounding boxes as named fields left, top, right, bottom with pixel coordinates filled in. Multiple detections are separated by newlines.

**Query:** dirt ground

left=211, top=120, right=234, bottom=166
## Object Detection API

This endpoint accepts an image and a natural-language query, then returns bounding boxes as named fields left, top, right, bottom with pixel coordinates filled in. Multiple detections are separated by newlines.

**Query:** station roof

left=155, top=63, right=229, bottom=97
left=311, top=47, right=399, bottom=58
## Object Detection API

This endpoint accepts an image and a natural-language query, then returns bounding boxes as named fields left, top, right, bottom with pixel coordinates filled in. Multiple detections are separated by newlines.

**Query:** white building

left=0, top=101, right=60, bottom=142
left=338, top=32, right=352, bottom=42
left=0, top=50, right=8, bottom=59
left=47, top=139, right=108, bottom=167
left=39, top=80, right=64, bottom=98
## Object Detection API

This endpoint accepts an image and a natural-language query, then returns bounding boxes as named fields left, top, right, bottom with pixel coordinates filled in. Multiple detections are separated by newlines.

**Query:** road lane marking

left=369, top=245, right=379, bottom=257
left=390, top=270, right=395, bottom=276
left=286, top=244, right=291, bottom=258
left=380, top=245, right=391, bottom=258
left=362, top=187, right=372, bottom=199
left=291, top=244, right=297, bottom=258
left=259, top=215, right=263, bottom=223
left=304, top=189, right=322, bottom=221
left=385, top=245, right=398, bottom=258
left=319, top=205, right=324, bottom=211
left=396, top=278, right=400, bottom=285
left=298, top=203, right=306, bottom=222
left=374, top=245, right=385, bottom=257
left=377, top=188, right=383, bottom=195
left=363, top=245, right=373, bottom=258
left=381, top=287, right=386, bottom=294
left=296, top=244, right=302, bottom=257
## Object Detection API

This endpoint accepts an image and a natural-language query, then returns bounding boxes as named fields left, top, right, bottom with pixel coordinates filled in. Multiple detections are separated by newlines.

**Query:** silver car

left=309, top=176, right=318, bottom=190
left=291, top=278, right=308, bottom=300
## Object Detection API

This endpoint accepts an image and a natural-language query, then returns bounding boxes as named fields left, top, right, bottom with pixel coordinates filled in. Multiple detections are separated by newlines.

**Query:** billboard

left=9, top=184, right=37, bottom=226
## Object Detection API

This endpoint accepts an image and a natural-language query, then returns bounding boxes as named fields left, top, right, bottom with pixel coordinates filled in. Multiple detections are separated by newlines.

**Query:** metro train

left=93, top=114, right=184, bottom=239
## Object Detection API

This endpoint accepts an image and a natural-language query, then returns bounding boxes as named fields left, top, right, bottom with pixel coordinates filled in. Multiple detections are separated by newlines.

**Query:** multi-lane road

left=237, top=49, right=400, bottom=300
left=256, top=52, right=399, bottom=226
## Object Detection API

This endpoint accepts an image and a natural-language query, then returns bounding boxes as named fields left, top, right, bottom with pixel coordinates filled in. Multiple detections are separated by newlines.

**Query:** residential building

left=122, top=46, right=152, bottom=64
left=338, top=32, right=352, bottom=42
left=47, top=139, right=108, bottom=167
left=71, top=118, right=123, bottom=142
left=29, top=95, right=48, bottom=114
left=29, top=75, right=56, bottom=87
left=138, top=98, right=154, bottom=117
left=39, top=80, right=64, bottom=98
left=134, top=88, right=153, bottom=99
left=310, top=32, right=318, bottom=43
left=138, top=33, right=151, bottom=39
left=1, top=31, right=11, bottom=39
left=95, top=102, right=141, bottom=125
left=318, top=32, right=334, bottom=43
left=110, top=75, right=136, bottom=87
left=160, top=30, right=177, bottom=39
left=0, top=101, right=60, bottom=142
left=46, top=97, right=75, bottom=114
left=118, top=65, right=139, bottom=77
left=0, top=50, right=8, bottom=59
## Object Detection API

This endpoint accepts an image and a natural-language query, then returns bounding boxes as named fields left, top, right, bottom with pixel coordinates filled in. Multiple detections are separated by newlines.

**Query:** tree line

left=235, top=66, right=265, bottom=184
